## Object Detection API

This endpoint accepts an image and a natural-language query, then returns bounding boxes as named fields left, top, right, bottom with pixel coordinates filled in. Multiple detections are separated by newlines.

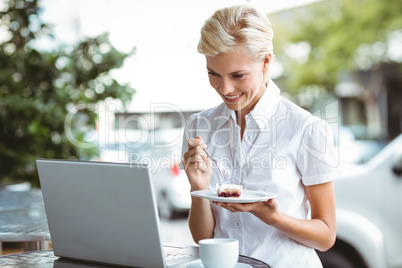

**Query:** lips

left=224, top=93, right=244, bottom=102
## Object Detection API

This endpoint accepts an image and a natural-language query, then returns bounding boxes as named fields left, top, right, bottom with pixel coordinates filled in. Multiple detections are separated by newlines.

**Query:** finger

left=185, top=155, right=209, bottom=171
left=267, top=198, right=277, bottom=204
left=187, top=154, right=206, bottom=165
left=224, top=202, right=263, bottom=213
left=262, top=198, right=278, bottom=209
left=183, top=151, right=204, bottom=167
left=188, top=137, right=207, bottom=149
left=184, top=162, right=206, bottom=174
left=226, top=203, right=250, bottom=212
left=185, top=146, right=207, bottom=158
left=214, top=202, right=239, bottom=213
left=184, top=147, right=208, bottom=162
left=195, top=146, right=208, bottom=161
left=196, top=136, right=204, bottom=142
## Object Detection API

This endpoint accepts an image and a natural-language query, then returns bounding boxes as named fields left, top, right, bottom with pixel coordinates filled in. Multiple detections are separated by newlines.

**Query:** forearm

left=183, top=137, right=216, bottom=243
left=188, top=196, right=215, bottom=243
left=258, top=211, right=336, bottom=251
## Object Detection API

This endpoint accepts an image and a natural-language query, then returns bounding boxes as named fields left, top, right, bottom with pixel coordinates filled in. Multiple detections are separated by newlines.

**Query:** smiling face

left=206, top=47, right=271, bottom=116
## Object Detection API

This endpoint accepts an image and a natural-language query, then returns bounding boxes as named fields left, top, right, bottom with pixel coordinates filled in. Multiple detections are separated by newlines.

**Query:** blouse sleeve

left=297, top=117, right=340, bottom=186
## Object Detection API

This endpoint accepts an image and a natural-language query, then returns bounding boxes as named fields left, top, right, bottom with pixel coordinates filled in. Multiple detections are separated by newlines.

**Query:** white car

left=318, top=134, right=402, bottom=268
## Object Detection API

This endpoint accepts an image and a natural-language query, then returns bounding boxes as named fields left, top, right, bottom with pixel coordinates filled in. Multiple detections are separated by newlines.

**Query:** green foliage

left=272, top=0, right=402, bottom=95
left=0, top=0, right=135, bottom=186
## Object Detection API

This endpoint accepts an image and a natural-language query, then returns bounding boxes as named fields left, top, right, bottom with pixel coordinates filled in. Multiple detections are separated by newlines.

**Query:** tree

left=271, top=0, right=402, bottom=95
left=0, top=0, right=135, bottom=186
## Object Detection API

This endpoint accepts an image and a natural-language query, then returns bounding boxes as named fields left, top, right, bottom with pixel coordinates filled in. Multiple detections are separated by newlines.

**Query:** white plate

left=191, top=190, right=277, bottom=203
left=186, top=259, right=252, bottom=268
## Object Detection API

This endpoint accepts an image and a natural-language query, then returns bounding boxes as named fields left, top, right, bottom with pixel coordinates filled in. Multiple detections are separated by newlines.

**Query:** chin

left=224, top=103, right=243, bottom=111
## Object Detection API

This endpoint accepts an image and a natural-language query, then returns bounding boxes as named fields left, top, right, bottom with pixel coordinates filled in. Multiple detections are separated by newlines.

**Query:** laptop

left=37, top=159, right=199, bottom=268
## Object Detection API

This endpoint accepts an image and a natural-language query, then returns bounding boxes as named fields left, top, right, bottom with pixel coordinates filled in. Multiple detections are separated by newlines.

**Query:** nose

left=219, top=78, right=234, bottom=95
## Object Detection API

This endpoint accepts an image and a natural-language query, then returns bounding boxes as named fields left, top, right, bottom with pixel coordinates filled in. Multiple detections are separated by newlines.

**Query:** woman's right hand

left=182, top=136, right=212, bottom=191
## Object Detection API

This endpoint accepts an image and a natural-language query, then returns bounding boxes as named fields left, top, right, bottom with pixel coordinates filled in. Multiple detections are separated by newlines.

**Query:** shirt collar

left=215, top=103, right=237, bottom=130
left=215, top=79, right=281, bottom=130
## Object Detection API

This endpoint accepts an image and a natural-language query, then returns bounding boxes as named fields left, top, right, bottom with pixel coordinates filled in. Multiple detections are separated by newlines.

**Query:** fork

left=202, top=148, right=228, bottom=183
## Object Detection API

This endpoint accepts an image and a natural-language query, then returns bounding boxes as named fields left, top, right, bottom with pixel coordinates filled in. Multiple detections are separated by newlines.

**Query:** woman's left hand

left=212, top=198, right=279, bottom=225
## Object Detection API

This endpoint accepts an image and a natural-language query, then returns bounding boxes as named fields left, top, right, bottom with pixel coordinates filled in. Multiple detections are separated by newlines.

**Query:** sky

left=40, top=0, right=320, bottom=112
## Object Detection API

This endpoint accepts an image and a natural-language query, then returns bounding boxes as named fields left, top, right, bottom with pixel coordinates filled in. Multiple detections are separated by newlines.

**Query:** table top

left=0, top=189, right=44, bottom=210
left=0, top=250, right=272, bottom=267
left=0, top=190, right=50, bottom=242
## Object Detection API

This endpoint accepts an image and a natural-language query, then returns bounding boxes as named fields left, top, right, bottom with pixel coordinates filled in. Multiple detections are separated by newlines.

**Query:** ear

left=262, top=54, right=272, bottom=72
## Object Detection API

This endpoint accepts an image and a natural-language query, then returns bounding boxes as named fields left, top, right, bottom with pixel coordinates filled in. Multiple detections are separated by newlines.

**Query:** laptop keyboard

left=165, top=252, right=192, bottom=261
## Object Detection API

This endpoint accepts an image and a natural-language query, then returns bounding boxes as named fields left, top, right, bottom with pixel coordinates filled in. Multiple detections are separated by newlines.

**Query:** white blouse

left=182, top=80, right=339, bottom=267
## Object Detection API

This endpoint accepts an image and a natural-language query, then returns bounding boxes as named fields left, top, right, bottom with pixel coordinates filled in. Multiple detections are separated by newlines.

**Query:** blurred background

left=1, top=0, right=401, bottom=187
left=1, top=0, right=401, bottom=266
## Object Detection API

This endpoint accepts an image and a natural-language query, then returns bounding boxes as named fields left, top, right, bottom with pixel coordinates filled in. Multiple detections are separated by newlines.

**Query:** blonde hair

left=198, top=5, right=274, bottom=62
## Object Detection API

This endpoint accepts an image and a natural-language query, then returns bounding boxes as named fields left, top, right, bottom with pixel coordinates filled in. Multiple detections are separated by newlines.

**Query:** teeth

left=225, top=94, right=242, bottom=99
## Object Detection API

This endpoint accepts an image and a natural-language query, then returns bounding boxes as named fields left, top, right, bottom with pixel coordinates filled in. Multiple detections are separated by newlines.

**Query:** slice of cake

left=217, top=184, right=243, bottom=198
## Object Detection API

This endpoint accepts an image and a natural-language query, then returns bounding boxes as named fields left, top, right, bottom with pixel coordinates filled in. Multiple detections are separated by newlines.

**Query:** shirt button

left=235, top=221, right=242, bottom=228
left=235, top=160, right=240, bottom=168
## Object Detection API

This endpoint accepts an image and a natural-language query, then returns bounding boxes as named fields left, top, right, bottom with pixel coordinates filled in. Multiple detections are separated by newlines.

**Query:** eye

left=232, top=74, right=244, bottom=78
left=208, top=71, right=219, bottom=77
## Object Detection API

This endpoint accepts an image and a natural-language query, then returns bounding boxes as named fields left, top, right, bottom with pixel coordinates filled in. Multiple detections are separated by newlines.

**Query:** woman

left=182, top=5, right=339, bottom=267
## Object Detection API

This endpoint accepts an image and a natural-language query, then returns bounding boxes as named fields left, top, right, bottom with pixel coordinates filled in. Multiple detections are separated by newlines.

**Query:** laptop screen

left=37, top=159, right=167, bottom=267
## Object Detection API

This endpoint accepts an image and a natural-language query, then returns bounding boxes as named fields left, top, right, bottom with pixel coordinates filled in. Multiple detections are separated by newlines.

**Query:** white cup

left=199, top=238, right=239, bottom=268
